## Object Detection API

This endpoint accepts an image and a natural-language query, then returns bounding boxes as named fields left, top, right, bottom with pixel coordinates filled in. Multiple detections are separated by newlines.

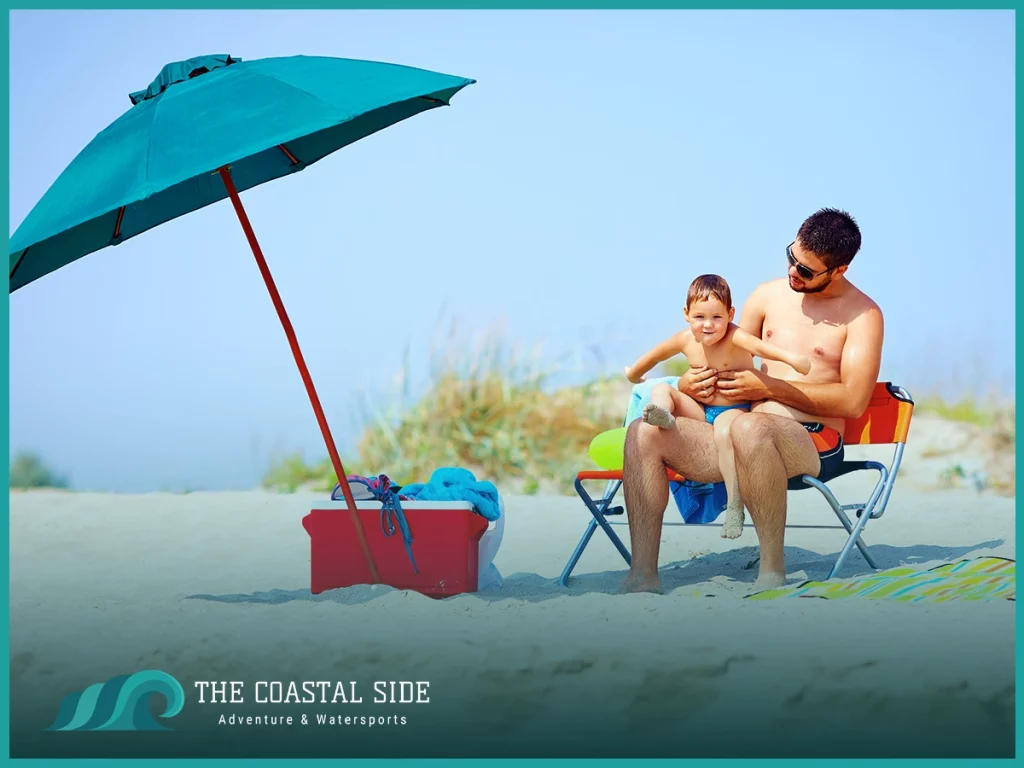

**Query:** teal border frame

left=3, top=4, right=1018, bottom=765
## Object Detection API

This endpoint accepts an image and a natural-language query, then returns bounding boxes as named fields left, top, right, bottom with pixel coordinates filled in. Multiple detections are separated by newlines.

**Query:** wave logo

left=46, top=670, right=185, bottom=732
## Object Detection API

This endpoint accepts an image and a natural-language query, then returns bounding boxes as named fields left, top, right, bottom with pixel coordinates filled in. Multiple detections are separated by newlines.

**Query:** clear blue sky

left=9, top=10, right=1015, bottom=492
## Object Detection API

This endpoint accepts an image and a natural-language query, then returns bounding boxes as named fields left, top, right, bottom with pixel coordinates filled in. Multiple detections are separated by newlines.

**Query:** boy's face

left=685, top=296, right=733, bottom=345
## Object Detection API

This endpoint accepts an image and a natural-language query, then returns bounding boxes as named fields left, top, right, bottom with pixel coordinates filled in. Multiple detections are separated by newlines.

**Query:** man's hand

left=716, top=369, right=772, bottom=401
left=679, top=366, right=718, bottom=404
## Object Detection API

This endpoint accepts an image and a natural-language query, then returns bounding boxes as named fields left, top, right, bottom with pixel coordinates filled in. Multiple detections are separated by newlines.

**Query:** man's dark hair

left=796, top=208, right=862, bottom=269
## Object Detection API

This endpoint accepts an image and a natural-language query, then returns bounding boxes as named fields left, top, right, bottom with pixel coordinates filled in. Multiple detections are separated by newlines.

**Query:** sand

left=8, top=431, right=1016, bottom=758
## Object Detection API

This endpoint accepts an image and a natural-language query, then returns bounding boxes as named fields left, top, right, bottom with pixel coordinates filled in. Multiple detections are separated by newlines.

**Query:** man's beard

left=791, top=274, right=834, bottom=294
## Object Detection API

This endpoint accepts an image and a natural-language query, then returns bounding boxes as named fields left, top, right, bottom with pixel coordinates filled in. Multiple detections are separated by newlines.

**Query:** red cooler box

left=302, top=500, right=490, bottom=597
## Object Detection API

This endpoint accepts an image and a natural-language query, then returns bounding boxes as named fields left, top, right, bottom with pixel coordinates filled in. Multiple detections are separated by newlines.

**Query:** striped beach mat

left=747, top=556, right=1015, bottom=602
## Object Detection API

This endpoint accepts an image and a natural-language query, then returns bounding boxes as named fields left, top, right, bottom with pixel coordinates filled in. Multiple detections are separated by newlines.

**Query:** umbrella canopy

left=10, top=53, right=476, bottom=586
left=9, top=53, right=474, bottom=291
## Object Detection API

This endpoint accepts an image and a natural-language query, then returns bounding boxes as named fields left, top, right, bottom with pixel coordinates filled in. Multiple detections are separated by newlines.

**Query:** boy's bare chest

left=686, top=340, right=752, bottom=372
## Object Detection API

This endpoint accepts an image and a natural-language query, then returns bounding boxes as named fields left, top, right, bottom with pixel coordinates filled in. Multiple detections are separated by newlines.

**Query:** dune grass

left=262, top=327, right=628, bottom=495
left=9, top=451, right=69, bottom=490
left=262, top=329, right=1015, bottom=497
left=917, top=392, right=1015, bottom=458
left=917, top=394, right=1005, bottom=428
left=917, top=392, right=1015, bottom=495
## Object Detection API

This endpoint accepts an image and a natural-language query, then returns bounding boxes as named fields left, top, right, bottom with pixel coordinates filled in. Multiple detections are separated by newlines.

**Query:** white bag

left=477, top=495, right=505, bottom=591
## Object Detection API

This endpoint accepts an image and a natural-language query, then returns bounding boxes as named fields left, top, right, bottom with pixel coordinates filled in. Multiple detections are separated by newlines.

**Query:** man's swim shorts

left=787, top=422, right=846, bottom=489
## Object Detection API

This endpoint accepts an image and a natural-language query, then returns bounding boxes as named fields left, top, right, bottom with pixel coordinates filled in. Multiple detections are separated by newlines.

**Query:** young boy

left=624, top=274, right=812, bottom=539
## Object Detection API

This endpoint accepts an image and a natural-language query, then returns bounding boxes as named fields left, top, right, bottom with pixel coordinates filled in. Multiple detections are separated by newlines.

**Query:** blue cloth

left=401, top=468, right=502, bottom=522
left=672, top=479, right=730, bottom=525
left=626, top=377, right=727, bottom=525
left=625, top=377, right=680, bottom=424
left=704, top=403, right=750, bottom=424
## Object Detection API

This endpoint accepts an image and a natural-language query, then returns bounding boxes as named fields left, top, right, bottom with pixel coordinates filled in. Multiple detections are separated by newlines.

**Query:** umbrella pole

left=217, top=166, right=380, bottom=584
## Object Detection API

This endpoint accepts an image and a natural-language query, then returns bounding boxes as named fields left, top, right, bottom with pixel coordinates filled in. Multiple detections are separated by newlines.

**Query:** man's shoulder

left=845, top=281, right=884, bottom=320
left=745, top=278, right=788, bottom=304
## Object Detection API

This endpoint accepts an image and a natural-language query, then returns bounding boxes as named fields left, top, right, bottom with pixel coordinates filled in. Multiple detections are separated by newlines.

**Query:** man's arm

left=736, top=282, right=769, bottom=337
left=719, top=305, right=884, bottom=419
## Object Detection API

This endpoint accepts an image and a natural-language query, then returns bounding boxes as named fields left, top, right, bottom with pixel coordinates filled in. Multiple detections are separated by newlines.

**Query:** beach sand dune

left=9, top=470, right=1015, bottom=758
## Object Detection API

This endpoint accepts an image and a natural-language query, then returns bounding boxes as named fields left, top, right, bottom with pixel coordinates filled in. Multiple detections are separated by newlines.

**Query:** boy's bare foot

left=642, top=403, right=676, bottom=429
left=720, top=505, right=745, bottom=539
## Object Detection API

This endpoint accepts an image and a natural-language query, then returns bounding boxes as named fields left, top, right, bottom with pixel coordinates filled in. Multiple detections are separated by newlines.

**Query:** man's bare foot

left=752, top=571, right=787, bottom=591
left=619, top=571, right=664, bottom=595
left=720, top=505, right=745, bottom=539
left=642, top=403, right=676, bottom=429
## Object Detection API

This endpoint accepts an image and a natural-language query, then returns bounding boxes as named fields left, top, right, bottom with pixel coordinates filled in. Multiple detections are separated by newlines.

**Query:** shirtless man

left=620, top=208, right=884, bottom=593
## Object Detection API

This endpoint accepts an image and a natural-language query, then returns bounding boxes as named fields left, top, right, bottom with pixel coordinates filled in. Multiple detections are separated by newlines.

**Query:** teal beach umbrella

left=9, top=54, right=475, bottom=581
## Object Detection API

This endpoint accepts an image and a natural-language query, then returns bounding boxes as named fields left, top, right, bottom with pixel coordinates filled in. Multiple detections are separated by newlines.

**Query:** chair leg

left=559, top=518, right=599, bottom=587
left=589, top=484, right=632, bottom=565
left=828, top=504, right=880, bottom=579
left=559, top=479, right=630, bottom=587
left=801, top=473, right=886, bottom=579
left=838, top=505, right=880, bottom=570
left=827, top=482, right=887, bottom=579
left=825, top=443, right=905, bottom=574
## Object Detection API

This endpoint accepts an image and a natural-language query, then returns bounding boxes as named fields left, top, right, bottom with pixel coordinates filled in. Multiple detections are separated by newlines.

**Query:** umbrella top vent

left=129, top=54, right=241, bottom=106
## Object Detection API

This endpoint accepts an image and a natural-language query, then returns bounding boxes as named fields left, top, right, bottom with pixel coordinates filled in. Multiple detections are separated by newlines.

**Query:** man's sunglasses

left=787, top=242, right=832, bottom=281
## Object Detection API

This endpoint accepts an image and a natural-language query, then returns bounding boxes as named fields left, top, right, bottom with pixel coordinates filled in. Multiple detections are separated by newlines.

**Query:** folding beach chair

left=559, top=382, right=915, bottom=587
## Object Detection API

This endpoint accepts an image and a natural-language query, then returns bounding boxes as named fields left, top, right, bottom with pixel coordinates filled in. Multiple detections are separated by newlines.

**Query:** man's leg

left=730, top=413, right=820, bottom=589
left=620, top=417, right=722, bottom=594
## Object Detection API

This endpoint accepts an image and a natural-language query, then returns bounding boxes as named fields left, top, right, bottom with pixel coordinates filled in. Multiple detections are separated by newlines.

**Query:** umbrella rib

left=278, top=144, right=300, bottom=165
left=256, top=71, right=447, bottom=133
left=143, top=92, right=165, bottom=197
left=255, top=71, right=344, bottom=113
left=112, top=206, right=126, bottom=241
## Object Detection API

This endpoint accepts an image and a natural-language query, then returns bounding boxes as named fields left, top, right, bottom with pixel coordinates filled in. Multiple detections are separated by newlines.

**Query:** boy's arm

left=718, top=305, right=884, bottom=420
left=625, top=332, right=688, bottom=383
left=731, top=327, right=812, bottom=375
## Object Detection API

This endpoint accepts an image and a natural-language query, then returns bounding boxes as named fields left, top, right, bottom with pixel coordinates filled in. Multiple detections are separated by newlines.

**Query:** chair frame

left=558, top=383, right=914, bottom=587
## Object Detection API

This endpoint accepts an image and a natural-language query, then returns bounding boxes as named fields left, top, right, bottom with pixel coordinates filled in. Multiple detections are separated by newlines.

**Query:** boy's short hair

left=796, top=208, right=862, bottom=269
left=687, top=274, right=732, bottom=310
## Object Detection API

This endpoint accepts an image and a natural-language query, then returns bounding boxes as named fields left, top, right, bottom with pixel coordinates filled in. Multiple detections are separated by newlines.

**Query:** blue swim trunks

left=703, top=403, right=751, bottom=424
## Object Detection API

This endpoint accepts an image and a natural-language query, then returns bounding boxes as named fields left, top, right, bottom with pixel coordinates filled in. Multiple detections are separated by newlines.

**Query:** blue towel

left=627, top=377, right=727, bottom=525
left=401, top=467, right=502, bottom=521
left=672, top=479, right=729, bottom=525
